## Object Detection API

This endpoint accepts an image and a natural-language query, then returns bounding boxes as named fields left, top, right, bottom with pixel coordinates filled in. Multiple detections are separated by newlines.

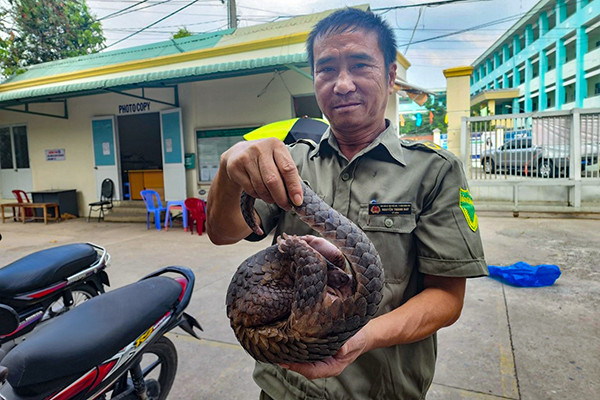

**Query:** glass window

left=13, top=126, right=29, bottom=169
left=0, top=127, right=13, bottom=170
left=196, top=127, right=258, bottom=182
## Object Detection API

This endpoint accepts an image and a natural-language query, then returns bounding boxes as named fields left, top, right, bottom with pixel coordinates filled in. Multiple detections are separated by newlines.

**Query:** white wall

left=0, top=69, right=317, bottom=213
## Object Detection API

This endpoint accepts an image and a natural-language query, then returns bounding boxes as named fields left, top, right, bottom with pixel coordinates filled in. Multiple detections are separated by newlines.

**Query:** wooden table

left=1, top=202, right=60, bottom=224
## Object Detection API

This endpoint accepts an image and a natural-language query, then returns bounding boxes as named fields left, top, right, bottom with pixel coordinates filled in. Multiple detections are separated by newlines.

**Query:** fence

left=461, top=108, right=600, bottom=210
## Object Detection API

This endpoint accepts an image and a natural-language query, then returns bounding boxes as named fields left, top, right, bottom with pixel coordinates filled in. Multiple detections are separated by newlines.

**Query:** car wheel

left=537, top=159, right=556, bottom=178
left=483, top=158, right=495, bottom=174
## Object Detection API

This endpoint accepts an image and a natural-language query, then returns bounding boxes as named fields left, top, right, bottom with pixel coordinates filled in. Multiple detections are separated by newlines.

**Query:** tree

left=399, top=95, right=447, bottom=136
left=0, top=0, right=105, bottom=78
left=171, top=27, right=193, bottom=40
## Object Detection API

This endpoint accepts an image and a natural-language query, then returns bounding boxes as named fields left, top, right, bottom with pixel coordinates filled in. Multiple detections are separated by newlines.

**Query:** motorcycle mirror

left=0, top=304, right=19, bottom=336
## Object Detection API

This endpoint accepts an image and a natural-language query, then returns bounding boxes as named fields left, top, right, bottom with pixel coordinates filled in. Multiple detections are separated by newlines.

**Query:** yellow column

left=488, top=99, right=496, bottom=115
left=443, top=66, right=473, bottom=158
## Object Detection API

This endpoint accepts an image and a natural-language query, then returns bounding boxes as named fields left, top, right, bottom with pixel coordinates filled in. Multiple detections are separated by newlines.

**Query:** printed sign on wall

left=46, top=149, right=66, bottom=161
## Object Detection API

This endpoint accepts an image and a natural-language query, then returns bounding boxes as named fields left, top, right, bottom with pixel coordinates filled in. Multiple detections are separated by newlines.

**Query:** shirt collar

left=309, top=119, right=406, bottom=165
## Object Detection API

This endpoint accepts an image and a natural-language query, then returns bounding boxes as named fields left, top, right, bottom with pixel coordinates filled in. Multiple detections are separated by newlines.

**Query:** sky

left=87, top=0, right=541, bottom=89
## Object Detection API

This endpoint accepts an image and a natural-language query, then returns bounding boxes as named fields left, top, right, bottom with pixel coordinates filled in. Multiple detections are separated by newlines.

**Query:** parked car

left=481, top=137, right=599, bottom=178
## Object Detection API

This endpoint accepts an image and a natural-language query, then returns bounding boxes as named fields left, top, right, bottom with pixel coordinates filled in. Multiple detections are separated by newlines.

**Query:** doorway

left=0, top=125, right=32, bottom=199
left=117, top=113, right=163, bottom=200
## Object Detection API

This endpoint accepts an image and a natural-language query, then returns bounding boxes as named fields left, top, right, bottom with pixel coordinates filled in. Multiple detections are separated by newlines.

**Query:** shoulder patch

left=400, top=139, right=455, bottom=161
left=401, top=140, right=440, bottom=151
left=459, top=188, right=478, bottom=232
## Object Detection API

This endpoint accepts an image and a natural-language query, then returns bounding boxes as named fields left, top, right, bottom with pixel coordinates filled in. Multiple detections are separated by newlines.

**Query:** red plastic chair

left=12, top=189, right=33, bottom=221
left=184, top=198, right=206, bottom=236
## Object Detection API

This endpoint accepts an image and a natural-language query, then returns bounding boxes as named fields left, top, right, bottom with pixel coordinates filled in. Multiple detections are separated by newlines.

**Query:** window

left=196, top=127, right=257, bottom=182
left=0, top=125, right=29, bottom=170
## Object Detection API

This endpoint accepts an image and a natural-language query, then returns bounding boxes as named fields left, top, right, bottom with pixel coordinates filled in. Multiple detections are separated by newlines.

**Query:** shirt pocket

left=357, top=204, right=417, bottom=234
left=356, top=204, right=417, bottom=283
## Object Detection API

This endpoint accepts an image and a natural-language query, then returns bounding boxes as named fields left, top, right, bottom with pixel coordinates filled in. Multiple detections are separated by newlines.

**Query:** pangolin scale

left=226, top=181, right=383, bottom=363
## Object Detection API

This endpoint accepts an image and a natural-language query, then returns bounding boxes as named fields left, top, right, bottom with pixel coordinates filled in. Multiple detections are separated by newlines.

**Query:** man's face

left=312, top=29, right=396, bottom=135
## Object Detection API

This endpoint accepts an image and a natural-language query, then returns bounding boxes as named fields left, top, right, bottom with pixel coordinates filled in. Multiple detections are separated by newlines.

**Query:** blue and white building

left=470, top=0, right=600, bottom=115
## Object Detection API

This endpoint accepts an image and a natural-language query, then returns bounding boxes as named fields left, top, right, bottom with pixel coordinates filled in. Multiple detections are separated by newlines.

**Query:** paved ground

left=0, top=212, right=598, bottom=399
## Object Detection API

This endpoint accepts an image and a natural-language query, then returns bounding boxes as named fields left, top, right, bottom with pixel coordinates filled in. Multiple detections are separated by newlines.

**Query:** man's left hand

left=279, top=328, right=368, bottom=380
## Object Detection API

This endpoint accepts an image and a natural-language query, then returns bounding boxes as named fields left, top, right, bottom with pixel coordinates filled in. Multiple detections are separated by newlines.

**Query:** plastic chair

left=87, top=178, right=114, bottom=222
left=164, top=200, right=188, bottom=232
left=141, top=190, right=167, bottom=230
left=12, top=189, right=33, bottom=221
left=184, top=198, right=206, bottom=236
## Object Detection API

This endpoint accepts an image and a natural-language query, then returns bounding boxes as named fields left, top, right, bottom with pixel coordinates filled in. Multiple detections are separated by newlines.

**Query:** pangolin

left=226, top=181, right=383, bottom=363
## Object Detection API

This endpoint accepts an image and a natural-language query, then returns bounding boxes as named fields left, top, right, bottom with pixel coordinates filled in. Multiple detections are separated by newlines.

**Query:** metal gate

left=462, top=108, right=600, bottom=209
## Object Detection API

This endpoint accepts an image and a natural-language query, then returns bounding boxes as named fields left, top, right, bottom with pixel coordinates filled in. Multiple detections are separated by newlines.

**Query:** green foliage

left=0, top=0, right=105, bottom=78
left=172, top=27, right=193, bottom=40
left=399, top=95, right=447, bottom=136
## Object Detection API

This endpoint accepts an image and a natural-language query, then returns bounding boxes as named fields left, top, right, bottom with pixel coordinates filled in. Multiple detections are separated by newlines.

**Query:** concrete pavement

left=0, top=213, right=598, bottom=399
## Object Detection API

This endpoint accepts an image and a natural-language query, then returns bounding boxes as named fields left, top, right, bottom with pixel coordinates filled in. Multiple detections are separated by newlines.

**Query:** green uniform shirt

left=248, top=121, right=488, bottom=400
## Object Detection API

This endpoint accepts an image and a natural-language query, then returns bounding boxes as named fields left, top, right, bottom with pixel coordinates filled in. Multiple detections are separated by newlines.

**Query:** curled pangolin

left=226, top=181, right=383, bottom=363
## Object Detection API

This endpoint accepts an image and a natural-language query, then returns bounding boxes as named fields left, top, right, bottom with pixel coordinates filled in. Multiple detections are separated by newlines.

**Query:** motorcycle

left=0, top=266, right=201, bottom=400
left=0, top=243, right=110, bottom=360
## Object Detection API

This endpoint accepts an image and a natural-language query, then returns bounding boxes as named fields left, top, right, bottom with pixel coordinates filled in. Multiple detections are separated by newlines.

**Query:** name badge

left=368, top=202, right=412, bottom=215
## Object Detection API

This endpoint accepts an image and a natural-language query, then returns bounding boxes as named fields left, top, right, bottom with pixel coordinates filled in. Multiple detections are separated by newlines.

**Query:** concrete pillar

left=556, top=39, right=566, bottom=109
left=575, top=26, right=588, bottom=107
left=432, top=128, right=441, bottom=147
left=539, top=11, right=549, bottom=36
left=539, top=50, right=548, bottom=111
left=488, top=99, right=496, bottom=115
left=502, top=44, right=510, bottom=63
left=525, top=25, right=534, bottom=46
left=443, top=66, right=473, bottom=159
left=557, top=0, right=567, bottom=24
left=525, top=58, right=533, bottom=112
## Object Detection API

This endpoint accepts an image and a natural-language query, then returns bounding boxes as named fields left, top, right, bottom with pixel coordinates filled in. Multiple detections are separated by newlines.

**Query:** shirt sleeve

left=414, top=156, right=488, bottom=278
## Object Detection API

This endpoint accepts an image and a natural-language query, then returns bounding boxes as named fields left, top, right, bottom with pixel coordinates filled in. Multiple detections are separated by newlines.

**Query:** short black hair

left=306, top=8, right=397, bottom=73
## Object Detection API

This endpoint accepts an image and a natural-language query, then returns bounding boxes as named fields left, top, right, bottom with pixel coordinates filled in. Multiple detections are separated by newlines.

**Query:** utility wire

left=104, top=0, right=201, bottom=49
left=98, top=0, right=151, bottom=21
left=397, top=13, right=523, bottom=47
left=99, top=0, right=175, bottom=20
left=404, top=6, right=424, bottom=54
left=374, top=0, right=491, bottom=14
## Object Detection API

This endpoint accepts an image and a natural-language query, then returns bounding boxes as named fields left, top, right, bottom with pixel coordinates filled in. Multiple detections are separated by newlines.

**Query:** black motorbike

left=0, top=243, right=110, bottom=360
left=0, top=266, right=201, bottom=400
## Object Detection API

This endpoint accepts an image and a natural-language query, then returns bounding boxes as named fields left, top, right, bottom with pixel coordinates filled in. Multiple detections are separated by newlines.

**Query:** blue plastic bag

left=487, top=262, right=561, bottom=287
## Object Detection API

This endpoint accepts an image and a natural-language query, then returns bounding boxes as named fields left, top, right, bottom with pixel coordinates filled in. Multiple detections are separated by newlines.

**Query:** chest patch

left=368, top=202, right=412, bottom=215
left=459, top=188, right=478, bottom=232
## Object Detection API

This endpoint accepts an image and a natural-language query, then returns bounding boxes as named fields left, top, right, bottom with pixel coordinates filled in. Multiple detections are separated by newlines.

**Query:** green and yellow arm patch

left=459, top=188, right=478, bottom=232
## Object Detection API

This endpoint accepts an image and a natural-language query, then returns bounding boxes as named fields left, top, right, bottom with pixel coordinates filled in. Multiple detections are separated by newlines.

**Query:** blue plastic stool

left=165, top=200, right=188, bottom=232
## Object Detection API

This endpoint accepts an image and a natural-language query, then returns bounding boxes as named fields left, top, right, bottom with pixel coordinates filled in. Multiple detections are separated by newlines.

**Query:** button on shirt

left=249, top=121, right=488, bottom=400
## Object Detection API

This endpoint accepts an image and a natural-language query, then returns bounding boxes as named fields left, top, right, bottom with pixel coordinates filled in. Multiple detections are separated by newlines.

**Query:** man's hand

left=222, top=138, right=303, bottom=210
left=280, top=328, right=369, bottom=380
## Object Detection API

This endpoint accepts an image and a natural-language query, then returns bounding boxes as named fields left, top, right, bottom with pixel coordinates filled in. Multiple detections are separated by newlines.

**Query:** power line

left=374, top=0, right=492, bottom=14
left=98, top=0, right=151, bottom=21
left=397, top=13, right=524, bottom=47
left=104, top=0, right=201, bottom=49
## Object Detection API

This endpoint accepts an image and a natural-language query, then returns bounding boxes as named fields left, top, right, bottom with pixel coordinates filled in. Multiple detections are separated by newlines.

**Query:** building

left=470, top=0, right=600, bottom=115
left=0, top=5, right=422, bottom=215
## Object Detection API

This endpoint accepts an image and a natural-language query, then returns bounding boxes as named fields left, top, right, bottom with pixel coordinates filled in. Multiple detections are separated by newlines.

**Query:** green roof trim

left=0, top=53, right=308, bottom=104
left=2, top=30, right=234, bottom=84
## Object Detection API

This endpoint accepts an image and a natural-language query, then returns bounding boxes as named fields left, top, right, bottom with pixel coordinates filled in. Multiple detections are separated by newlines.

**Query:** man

left=207, top=8, right=487, bottom=399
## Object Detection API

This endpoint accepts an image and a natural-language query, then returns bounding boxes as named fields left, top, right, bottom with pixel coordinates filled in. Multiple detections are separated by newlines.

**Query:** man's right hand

left=221, top=137, right=303, bottom=210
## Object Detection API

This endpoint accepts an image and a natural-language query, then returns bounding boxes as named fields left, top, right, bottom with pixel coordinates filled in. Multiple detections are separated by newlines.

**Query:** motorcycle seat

left=0, top=243, right=98, bottom=297
left=1, top=276, right=182, bottom=397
